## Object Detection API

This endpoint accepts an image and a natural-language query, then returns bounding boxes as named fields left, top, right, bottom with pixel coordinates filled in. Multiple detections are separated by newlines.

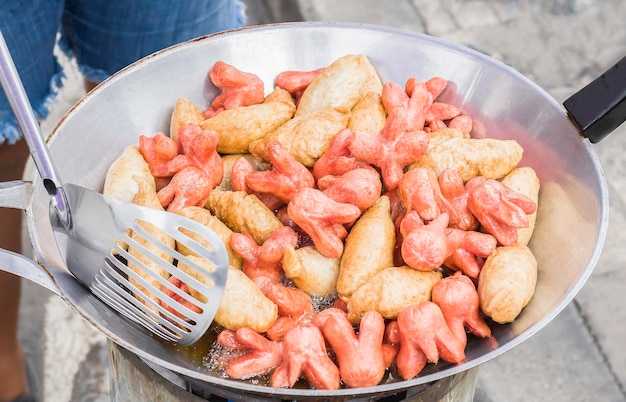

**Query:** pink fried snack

left=271, top=323, right=341, bottom=390
left=312, top=128, right=359, bottom=182
left=157, top=166, right=211, bottom=212
left=254, top=275, right=314, bottom=341
left=229, top=226, right=298, bottom=282
left=138, top=132, right=179, bottom=178
left=397, top=301, right=465, bottom=367
left=432, top=272, right=491, bottom=348
left=275, top=67, right=325, bottom=104
left=219, top=328, right=284, bottom=380
left=287, top=188, right=361, bottom=258
left=205, top=61, right=265, bottom=117
left=466, top=177, right=537, bottom=246
left=398, top=167, right=442, bottom=221
left=254, top=275, right=313, bottom=318
left=245, top=141, right=315, bottom=203
left=231, top=157, right=284, bottom=210
left=443, top=248, right=484, bottom=279
left=400, top=212, right=452, bottom=271
left=350, top=82, right=430, bottom=190
left=423, top=76, right=448, bottom=99
left=141, top=125, right=224, bottom=194
left=317, top=166, right=382, bottom=211
left=315, top=309, right=387, bottom=388
left=438, top=169, right=478, bottom=231
left=176, top=124, right=223, bottom=189
left=448, top=115, right=473, bottom=133
left=400, top=209, right=497, bottom=274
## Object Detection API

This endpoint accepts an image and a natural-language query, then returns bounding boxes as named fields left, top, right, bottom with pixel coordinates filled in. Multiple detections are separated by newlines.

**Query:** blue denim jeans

left=0, top=0, right=246, bottom=144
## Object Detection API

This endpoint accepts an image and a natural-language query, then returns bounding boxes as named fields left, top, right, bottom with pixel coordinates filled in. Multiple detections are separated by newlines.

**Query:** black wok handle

left=563, top=55, right=626, bottom=143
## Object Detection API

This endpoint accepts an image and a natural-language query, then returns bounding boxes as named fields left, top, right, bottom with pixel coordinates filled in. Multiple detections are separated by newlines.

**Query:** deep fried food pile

left=103, top=54, right=540, bottom=389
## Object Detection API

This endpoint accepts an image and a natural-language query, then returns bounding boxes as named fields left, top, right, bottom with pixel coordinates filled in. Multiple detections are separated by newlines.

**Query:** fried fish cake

left=336, top=196, right=395, bottom=302
left=501, top=167, right=540, bottom=246
left=410, top=138, right=523, bottom=182
left=296, top=54, right=383, bottom=116
left=478, top=243, right=537, bottom=324
left=170, top=97, right=205, bottom=142
left=427, top=127, right=470, bottom=151
left=347, top=91, right=386, bottom=134
left=282, top=245, right=341, bottom=296
left=104, top=145, right=154, bottom=203
left=249, top=106, right=350, bottom=167
left=347, top=266, right=442, bottom=323
left=131, top=175, right=161, bottom=209
left=214, top=267, right=278, bottom=333
left=200, top=87, right=296, bottom=154
left=205, top=189, right=283, bottom=244
left=175, top=206, right=243, bottom=269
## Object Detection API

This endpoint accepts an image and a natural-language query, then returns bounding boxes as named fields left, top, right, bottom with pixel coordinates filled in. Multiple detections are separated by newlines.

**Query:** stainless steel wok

left=0, top=22, right=616, bottom=400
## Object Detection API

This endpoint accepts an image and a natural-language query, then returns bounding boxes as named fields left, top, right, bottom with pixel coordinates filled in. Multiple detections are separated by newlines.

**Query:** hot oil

left=165, top=290, right=408, bottom=389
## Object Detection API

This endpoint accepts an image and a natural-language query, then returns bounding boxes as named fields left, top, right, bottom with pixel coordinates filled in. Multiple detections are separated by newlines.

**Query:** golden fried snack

left=170, top=97, right=205, bottom=142
left=131, top=175, right=162, bottom=209
left=219, top=153, right=269, bottom=191
left=199, top=87, right=296, bottom=154
left=427, top=127, right=470, bottom=151
left=282, top=245, right=341, bottom=296
left=346, top=267, right=442, bottom=323
left=296, top=54, right=383, bottom=116
left=478, top=243, right=537, bottom=324
left=174, top=254, right=216, bottom=304
left=410, top=138, right=523, bottom=182
left=103, top=145, right=154, bottom=203
left=249, top=107, right=350, bottom=167
left=175, top=206, right=243, bottom=269
left=123, top=173, right=176, bottom=313
left=501, top=167, right=540, bottom=246
left=336, top=196, right=395, bottom=302
left=347, top=92, right=386, bottom=134
left=214, top=267, right=278, bottom=333
left=205, top=189, right=283, bottom=244
left=128, top=219, right=176, bottom=314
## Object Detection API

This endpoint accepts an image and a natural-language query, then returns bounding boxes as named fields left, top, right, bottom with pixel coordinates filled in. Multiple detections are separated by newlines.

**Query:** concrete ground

left=15, top=0, right=626, bottom=401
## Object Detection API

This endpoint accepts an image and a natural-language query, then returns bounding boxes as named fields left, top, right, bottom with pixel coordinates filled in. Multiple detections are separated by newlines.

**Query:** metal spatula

left=0, top=30, right=228, bottom=345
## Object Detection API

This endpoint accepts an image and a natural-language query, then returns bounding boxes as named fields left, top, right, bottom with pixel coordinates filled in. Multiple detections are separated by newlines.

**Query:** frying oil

left=168, top=291, right=403, bottom=389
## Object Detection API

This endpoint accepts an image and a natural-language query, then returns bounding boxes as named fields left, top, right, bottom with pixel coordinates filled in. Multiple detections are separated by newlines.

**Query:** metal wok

left=0, top=22, right=615, bottom=400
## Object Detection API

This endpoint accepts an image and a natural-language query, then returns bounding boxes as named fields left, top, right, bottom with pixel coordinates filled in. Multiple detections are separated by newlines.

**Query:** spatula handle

left=0, top=30, right=70, bottom=223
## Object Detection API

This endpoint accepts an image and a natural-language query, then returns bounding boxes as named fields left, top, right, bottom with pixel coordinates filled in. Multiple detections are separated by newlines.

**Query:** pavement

left=15, top=0, right=626, bottom=401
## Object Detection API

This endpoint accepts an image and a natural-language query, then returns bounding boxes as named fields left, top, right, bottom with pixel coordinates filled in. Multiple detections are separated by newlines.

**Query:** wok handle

left=0, top=248, right=60, bottom=295
left=0, top=180, right=33, bottom=210
left=564, top=55, right=626, bottom=143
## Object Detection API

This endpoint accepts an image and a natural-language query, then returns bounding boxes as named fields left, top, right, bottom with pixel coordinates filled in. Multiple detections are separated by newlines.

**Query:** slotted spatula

left=0, top=30, right=228, bottom=345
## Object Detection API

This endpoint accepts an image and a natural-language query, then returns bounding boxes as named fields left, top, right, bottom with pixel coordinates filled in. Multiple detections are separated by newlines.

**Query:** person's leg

left=60, top=0, right=247, bottom=86
left=0, top=1, right=64, bottom=400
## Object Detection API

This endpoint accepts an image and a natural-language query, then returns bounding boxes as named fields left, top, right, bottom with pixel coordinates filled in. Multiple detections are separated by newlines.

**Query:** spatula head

left=49, top=183, right=228, bottom=345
